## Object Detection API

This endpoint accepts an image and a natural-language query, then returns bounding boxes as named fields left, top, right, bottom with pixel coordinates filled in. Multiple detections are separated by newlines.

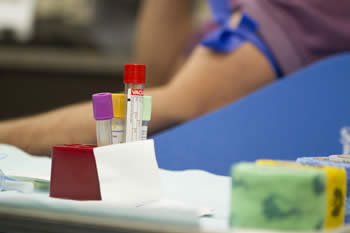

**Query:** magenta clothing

left=231, top=0, right=350, bottom=75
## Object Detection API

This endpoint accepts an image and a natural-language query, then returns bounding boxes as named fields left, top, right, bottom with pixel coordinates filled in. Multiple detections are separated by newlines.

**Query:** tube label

left=112, top=119, right=124, bottom=144
left=125, top=88, right=144, bottom=142
left=141, top=125, right=148, bottom=140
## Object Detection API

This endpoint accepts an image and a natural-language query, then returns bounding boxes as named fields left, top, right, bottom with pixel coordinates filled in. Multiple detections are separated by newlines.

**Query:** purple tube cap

left=92, top=93, right=113, bottom=120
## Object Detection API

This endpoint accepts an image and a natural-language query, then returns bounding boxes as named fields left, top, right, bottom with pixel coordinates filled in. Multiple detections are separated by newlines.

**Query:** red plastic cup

left=50, top=144, right=102, bottom=200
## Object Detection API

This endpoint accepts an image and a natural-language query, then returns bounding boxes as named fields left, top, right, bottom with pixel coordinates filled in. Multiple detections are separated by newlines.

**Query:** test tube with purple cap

left=92, top=93, right=113, bottom=146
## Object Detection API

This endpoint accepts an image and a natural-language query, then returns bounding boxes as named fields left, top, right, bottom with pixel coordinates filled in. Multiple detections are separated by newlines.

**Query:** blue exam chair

left=154, top=53, right=350, bottom=176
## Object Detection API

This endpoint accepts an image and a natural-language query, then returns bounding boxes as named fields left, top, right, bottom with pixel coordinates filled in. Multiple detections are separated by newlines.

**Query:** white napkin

left=0, top=143, right=214, bottom=218
left=93, top=139, right=163, bottom=206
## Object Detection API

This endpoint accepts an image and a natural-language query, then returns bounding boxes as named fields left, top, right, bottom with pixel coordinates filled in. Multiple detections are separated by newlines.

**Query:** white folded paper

left=93, top=139, right=163, bottom=206
left=0, top=143, right=214, bottom=219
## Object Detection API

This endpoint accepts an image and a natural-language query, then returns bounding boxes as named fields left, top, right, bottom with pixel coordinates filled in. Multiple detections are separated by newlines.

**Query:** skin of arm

left=0, top=11, right=276, bottom=155
left=0, top=102, right=96, bottom=156
left=0, top=40, right=275, bottom=155
left=147, top=11, right=275, bottom=132
left=134, top=0, right=194, bottom=87
left=147, top=42, right=276, bottom=133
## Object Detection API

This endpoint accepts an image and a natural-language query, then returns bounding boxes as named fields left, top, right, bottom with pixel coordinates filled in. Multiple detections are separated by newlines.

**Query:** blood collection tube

left=111, top=93, right=125, bottom=144
left=123, top=64, right=145, bottom=142
left=92, top=93, right=113, bottom=146
left=141, top=96, right=152, bottom=140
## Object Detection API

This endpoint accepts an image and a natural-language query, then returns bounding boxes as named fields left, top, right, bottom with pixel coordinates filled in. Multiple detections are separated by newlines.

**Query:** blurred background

left=0, top=0, right=209, bottom=120
left=0, top=0, right=139, bottom=120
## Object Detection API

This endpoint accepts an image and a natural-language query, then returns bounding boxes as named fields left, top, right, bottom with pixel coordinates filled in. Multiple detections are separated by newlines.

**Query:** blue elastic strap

left=207, top=0, right=232, bottom=25
left=201, top=2, right=282, bottom=77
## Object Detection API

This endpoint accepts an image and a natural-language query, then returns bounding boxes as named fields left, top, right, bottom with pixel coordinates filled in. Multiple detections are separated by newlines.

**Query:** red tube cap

left=50, top=144, right=101, bottom=201
left=124, top=64, right=146, bottom=84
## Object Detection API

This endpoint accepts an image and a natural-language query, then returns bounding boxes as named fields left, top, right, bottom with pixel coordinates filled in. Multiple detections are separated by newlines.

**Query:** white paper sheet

left=144, top=199, right=213, bottom=217
left=93, top=139, right=163, bottom=205
left=0, top=143, right=215, bottom=219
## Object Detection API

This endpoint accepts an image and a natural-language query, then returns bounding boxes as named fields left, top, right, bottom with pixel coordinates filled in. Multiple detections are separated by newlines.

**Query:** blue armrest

left=154, top=53, right=350, bottom=176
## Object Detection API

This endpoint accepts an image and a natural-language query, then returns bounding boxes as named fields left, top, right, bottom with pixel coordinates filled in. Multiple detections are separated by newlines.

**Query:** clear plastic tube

left=141, top=120, right=148, bottom=140
left=0, top=170, right=33, bottom=193
left=96, top=120, right=113, bottom=146
left=112, top=118, right=124, bottom=144
left=0, top=170, right=5, bottom=192
left=141, top=96, right=152, bottom=141
left=341, top=127, right=350, bottom=154
left=92, top=92, right=114, bottom=146
left=124, top=83, right=145, bottom=142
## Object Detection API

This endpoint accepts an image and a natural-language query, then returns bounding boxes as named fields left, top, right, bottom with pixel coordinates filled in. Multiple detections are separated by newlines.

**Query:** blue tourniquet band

left=202, top=0, right=282, bottom=78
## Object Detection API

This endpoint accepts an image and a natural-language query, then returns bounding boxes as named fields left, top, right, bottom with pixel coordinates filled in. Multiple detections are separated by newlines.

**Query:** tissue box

left=50, top=144, right=102, bottom=200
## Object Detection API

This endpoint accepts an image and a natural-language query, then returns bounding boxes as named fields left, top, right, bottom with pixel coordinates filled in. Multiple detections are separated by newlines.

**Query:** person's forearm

left=0, top=102, right=96, bottom=156
left=134, top=0, right=194, bottom=87
left=147, top=42, right=276, bottom=134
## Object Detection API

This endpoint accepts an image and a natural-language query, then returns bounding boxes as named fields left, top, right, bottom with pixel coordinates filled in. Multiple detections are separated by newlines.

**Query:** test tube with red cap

left=92, top=93, right=113, bottom=146
left=123, top=64, right=145, bottom=142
